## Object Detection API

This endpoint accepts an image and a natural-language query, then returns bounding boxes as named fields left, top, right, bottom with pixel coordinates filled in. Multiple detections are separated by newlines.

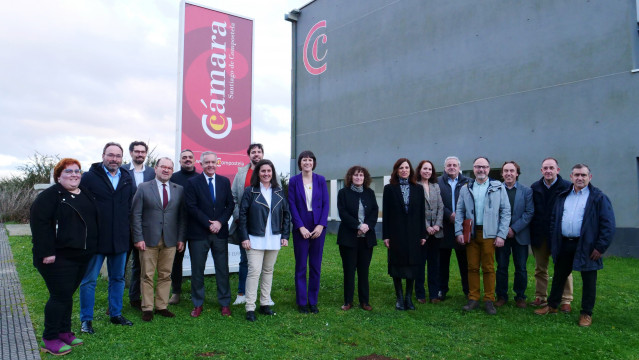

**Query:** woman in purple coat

left=288, top=150, right=330, bottom=313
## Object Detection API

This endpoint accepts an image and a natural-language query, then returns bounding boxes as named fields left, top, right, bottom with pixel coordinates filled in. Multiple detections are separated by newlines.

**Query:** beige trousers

left=139, top=238, right=177, bottom=311
left=245, top=249, right=279, bottom=312
left=531, top=240, right=573, bottom=304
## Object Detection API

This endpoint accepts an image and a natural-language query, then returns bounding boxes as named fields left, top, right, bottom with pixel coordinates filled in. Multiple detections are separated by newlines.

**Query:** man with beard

left=455, top=157, right=510, bottom=315
left=122, top=141, right=155, bottom=311
left=168, top=149, right=199, bottom=304
left=79, top=142, right=135, bottom=334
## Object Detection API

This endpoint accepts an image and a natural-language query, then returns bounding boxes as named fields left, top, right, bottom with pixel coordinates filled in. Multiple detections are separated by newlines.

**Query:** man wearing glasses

left=122, top=141, right=156, bottom=312
left=455, top=157, right=511, bottom=315
left=79, top=142, right=135, bottom=334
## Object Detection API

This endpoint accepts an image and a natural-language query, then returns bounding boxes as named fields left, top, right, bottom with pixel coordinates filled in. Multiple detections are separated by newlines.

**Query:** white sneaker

left=233, top=294, right=246, bottom=305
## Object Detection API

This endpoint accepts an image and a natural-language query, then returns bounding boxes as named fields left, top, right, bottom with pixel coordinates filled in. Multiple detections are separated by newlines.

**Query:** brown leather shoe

left=141, top=311, right=153, bottom=322
left=578, top=314, right=592, bottom=327
left=190, top=306, right=203, bottom=318
left=221, top=306, right=231, bottom=317
left=360, top=303, right=373, bottom=311
left=494, top=298, right=507, bottom=307
left=155, top=309, right=175, bottom=318
left=534, top=306, right=558, bottom=315
left=429, top=298, right=441, bottom=304
left=417, top=298, right=427, bottom=304
left=168, top=293, right=180, bottom=305
left=529, top=297, right=547, bottom=307
left=560, top=304, right=571, bottom=313
left=515, top=299, right=527, bottom=308
left=341, top=303, right=353, bottom=311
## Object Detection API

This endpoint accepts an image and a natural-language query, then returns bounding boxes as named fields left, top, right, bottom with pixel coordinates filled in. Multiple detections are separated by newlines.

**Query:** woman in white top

left=238, top=160, right=290, bottom=322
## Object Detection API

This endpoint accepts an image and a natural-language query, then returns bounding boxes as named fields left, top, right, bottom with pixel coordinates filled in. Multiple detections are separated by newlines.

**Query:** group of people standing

left=29, top=144, right=616, bottom=355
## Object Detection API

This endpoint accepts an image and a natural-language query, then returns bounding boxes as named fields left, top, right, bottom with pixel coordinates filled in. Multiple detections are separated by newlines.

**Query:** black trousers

left=415, top=236, right=441, bottom=300
left=171, top=239, right=188, bottom=294
left=189, top=234, right=230, bottom=307
left=438, top=247, right=469, bottom=297
left=35, top=254, right=90, bottom=339
left=127, top=247, right=141, bottom=301
left=548, top=239, right=598, bottom=315
left=339, top=241, right=373, bottom=305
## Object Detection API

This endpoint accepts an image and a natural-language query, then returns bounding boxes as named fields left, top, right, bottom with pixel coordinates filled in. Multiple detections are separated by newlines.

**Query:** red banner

left=178, top=3, right=253, bottom=178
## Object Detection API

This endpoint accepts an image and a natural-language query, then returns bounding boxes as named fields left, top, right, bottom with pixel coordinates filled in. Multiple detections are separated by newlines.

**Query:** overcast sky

left=0, top=0, right=309, bottom=178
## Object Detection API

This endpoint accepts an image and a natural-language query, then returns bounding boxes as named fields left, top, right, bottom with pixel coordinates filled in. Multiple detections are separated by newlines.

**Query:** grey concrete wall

left=292, top=0, right=639, bottom=255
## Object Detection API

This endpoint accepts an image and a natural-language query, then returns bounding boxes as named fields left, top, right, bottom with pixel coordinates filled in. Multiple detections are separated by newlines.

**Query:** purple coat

left=288, top=173, right=329, bottom=229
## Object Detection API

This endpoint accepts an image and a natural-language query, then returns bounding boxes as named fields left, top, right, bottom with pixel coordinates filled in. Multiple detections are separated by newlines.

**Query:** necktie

left=208, top=177, right=216, bottom=204
left=162, top=184, right=168, bottom=209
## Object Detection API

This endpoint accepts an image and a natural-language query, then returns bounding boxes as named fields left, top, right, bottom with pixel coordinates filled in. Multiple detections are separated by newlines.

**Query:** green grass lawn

left=9, top=234, right=639, bottom=359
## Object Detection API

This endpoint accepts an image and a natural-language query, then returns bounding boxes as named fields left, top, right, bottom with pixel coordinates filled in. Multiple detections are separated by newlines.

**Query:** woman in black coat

left=30, top=158, right=98, bottom=356
left=382, top=158, right=426, bottom=310
left=337, top=166, right=379, bottom=311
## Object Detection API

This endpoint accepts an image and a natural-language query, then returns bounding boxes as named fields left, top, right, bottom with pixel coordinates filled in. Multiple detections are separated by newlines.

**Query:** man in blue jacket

left=535, top=164, right=615, bottom=327
left=79, top=142, right=135, bottom=334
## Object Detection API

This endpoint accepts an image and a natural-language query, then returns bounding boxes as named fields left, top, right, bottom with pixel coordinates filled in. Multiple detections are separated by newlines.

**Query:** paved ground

left=0, top=224, right=40, bottom=359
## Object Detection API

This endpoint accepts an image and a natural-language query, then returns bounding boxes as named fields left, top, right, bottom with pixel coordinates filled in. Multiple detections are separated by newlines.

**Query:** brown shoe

left=578, top=314, right=592, bottom=327
left=494, top=298, right=507, bottom=307
left=560, top=304, right=571, bottom=313
left=141, top=311, right=153, bottom=322
left=360, top=303, right=373, bottom=311
left=417, top=298, right=427, bottom=304
left=221, top=306, right=231, bottom=317
left=341, top=303, right=353, bottom=311
left=529, top=297, right=547, bottom=307
left=155, top=309, right=175, bottom=318
left=515, top=299, right=527, bottom=308
left=429, top=298, right=441, bottom=304
left=534, top=306, right=558, bottom=315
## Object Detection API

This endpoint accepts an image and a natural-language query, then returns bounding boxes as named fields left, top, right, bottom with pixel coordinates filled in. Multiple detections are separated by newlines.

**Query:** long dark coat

left=382, top=183, right=427, bottom=278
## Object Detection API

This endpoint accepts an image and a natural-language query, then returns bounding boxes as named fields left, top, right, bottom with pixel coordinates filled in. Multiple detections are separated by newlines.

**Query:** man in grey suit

left=123, top=140, right=156, bottom=311
left=495, top=161, right=534, bottom=308
left=131, top=157, right=186, bottom=322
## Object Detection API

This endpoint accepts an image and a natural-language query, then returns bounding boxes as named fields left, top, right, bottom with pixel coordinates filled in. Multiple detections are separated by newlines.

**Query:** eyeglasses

left=158, top=166, right=173, bottom=171
left=63, top=169, right=82, bottom=174
left=473, top=165, right=489, bottom=170
left=105, top=153, right=123, bottom=159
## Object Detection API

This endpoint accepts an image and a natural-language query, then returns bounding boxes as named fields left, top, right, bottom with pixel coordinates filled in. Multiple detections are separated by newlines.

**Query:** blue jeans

left=79, top=252, right=127, bottom=321
left=238, top=246, right=248, bottom=295
left=495, top=238, right=528, bottom=301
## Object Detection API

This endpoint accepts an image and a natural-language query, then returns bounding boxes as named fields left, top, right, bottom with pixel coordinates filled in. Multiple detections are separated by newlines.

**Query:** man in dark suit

left=437, top=156, right=469, bottom=300
left=184, top=151, right=234, bottom=317
left=122, top=141, right=155, bottom=311
left=131, top=157, right=186, bottom=322
left=79, top=142, right=134, bottom=334
left=168, top=149, right=199, bottom=305
left=495, top=161, right=534, bottom=308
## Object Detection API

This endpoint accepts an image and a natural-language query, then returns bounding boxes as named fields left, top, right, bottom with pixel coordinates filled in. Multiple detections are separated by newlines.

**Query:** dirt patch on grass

left=356, top=354, right=399, bottom=360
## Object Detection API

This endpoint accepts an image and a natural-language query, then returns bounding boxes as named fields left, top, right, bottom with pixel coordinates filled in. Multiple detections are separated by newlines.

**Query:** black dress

left=382, top=183, right=426, bottom=279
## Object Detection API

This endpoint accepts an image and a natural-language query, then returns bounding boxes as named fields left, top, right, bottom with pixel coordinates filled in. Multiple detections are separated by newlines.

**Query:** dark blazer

left=438, top=173, right=469, bottom=248
left=507, top=182, right=534, bottom=245
left=530, top=174, right=571, bottom=247
left=238, top=185, right=290, bottom=240
left=80, top=162, right=134, bottom=254
left=382, top=183, right=427, bottom=266
left=122, top=164, right=155, bottom=192
left=131, top=180, right=186, bottom=247
left=184, top=172, right=234, bottom=240
left=337, top=187, right=378, bottom=248
left=30, top=183, right=99, bottom=259
left=549, top=184, right=615, bottom=271
left=288, top=172, right=330, bottom=229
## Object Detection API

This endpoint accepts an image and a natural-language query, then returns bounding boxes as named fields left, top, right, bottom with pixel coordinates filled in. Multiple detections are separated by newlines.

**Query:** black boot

left=404, top=279, right=415, bottom=310
left=393, top=277, right=405, bottom=310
